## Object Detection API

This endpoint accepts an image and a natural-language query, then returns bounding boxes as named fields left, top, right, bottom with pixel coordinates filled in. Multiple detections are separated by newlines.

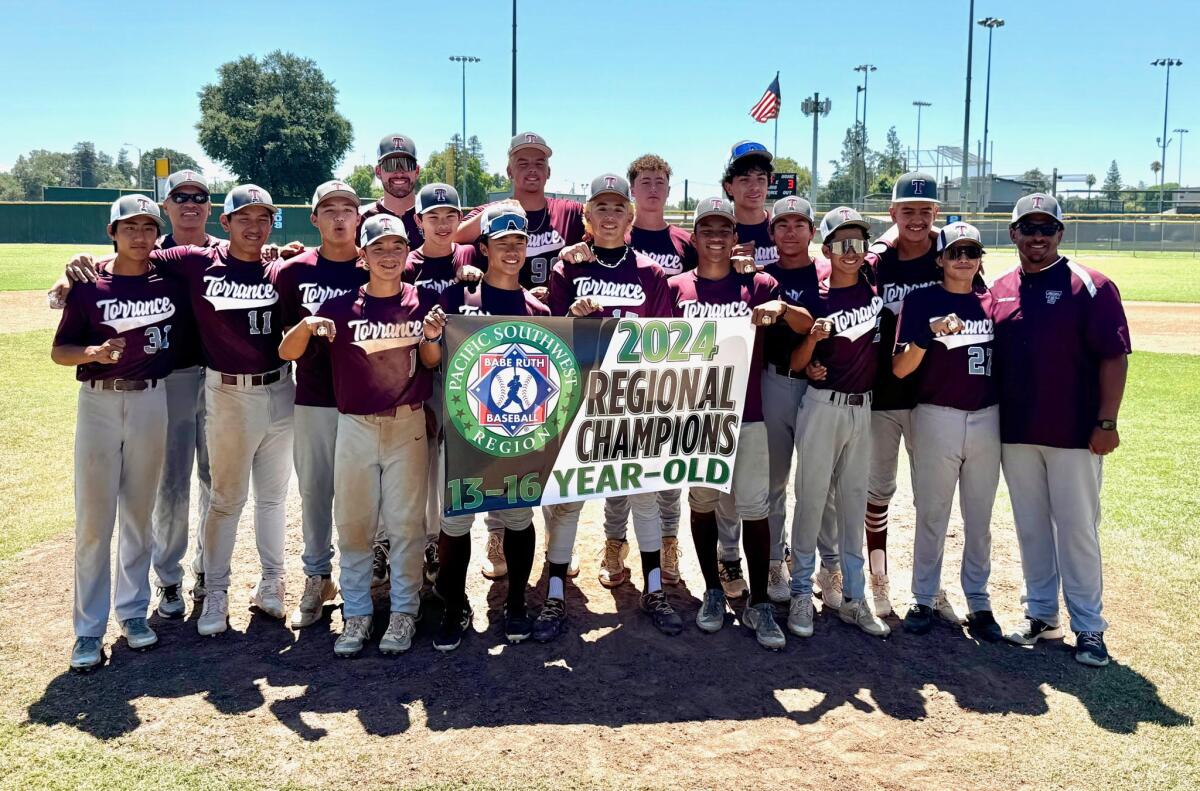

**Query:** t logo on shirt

left=1046, top=290, right=1062, bottom=305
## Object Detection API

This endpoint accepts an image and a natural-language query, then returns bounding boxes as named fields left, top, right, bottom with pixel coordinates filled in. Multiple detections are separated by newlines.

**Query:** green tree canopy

left=771, top=156, right=813, bottom=196
left=1102, top=160, right=1122, bottom=200
left=422, top=135, right=509, bottom=206
left=197, top=50, right=352, bottom=199
left=0, top=172, right=23, bottom=201
left=345, top=164, right=383, bottom=199
left=11, top=149, right=72, bottom=199
left=1021, top=168, right=1051, bottom=193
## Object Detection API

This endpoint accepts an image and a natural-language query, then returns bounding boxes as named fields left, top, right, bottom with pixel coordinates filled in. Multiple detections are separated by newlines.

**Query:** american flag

left=749, top=73, right=781, bottom=123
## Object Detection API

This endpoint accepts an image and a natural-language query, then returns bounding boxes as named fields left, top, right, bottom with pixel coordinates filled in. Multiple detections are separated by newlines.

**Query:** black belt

left=771, top=364, right=806, bottom=380
left=220, top=368, right=285, bottom=387
left=824, top=391, right=871, bottom=407
left=89, top=378, right=159, bottom=391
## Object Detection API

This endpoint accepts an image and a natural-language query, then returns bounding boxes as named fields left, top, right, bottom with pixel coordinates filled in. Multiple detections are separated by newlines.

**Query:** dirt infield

left=0, top=463, right=1190, bottom=790
left=6, top=290, right=1196, bottom=356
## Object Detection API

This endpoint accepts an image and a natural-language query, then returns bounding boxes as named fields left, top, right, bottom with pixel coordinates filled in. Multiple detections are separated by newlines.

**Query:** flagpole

left=774, top=116, right=778, bottom=154
left=773, top=71, right=780, bottom=153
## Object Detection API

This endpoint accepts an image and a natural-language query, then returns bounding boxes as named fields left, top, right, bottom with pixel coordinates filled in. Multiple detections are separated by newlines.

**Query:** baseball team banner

left=442, top=316, right=755, bottom=516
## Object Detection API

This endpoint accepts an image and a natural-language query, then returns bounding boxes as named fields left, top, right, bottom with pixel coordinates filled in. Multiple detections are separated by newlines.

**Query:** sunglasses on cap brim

left=730, top=142, right=769, bottom=161
left=380, top=156, right=418, bottom=173
left=485, top=214, right=528, bottom=236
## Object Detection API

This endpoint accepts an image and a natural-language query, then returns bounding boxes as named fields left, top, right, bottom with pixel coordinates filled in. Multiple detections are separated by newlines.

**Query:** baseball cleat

left=371, top=541, right=390, bottom=587
left=718, top=559, right=747, bottom=598
left=659, top=536, right=682, bottom=584
left=334, top=615, right=373, bottom=658
left=640, top=590, right=684, bottom=636
left=191, top=573, right=206, bottom=601
left=433, top=603, right=472, bottom=652
left=567, top=551, right=581, bottom=579
left=1073, top=632, right=1110, bottom=667
left=598, top=538, right=629, bottom=588
left=197, top=591, right=229, bottom=636
left=839, top=598, right=891, bottom=637
left=290, top=575, right=338, bottom=629
left=902, top=604, right=934, bottom=635
left=70, top=637, right=103, bottom=672
left=966, top=610, right=1003, bottom=643
left=379, top=613, right=418, bottom=654
left=787, top=594, right=814, bottom=638
left=870, top=573, right=893, bottom=617
left=120, top=617, right=158, bottom=650
left=423, top=538, right=440, bottom=585
left=251, top=577, right=286, bottom=620
left=532, top=598, right=567, bottom=642
left=813, top=568, right=844, bottom=610
left=481, top=531, right=507, bottom=579
left=767, top=560, right=790, bottom=603
left=1005, top=617, right=1064, bottom=646
left=932, top=590, right=963, bottom=625
left=743, top=602, right=787, bottom=650
left=695, top=589, right=728, bottom=633
left=156, top=584, right=185, bottom=619
left=504, top=605, right=534, bottom=643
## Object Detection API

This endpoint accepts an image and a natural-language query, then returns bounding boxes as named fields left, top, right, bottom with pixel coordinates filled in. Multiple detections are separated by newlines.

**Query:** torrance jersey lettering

left=881, top=279, right=940, bottom=313
left=97, top=297, right=176, bottom=332
left=527, top=228, right=566, bottom=255
left=201, top=276, right=278, bottom=310
left=348, top=317, right=424, bottom=345
left=828, top=295, right=885, bottom=340
left=572, top=277, right=646, bottom=306
left=299, top=283, right=353, bottom=314
left=933, top=317, right=994, bottom=349
left=676, top=299, right=752, bottom=318
left=898, top=286, right=997, bottom=411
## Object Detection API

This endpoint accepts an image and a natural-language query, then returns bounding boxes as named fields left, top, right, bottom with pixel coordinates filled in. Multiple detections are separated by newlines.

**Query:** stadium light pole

left=1175, top=128, right=1190, bottom=187
left=853, top=85, right=863, bottom=204
left=912, top=101, right=931, bottom=169
left=511, top=0, right=518, bottom=136
left=450, top=55, right=480, bottom=200
left=123, top=143, right=143, bottom=190
left=977, top=17, right=1004, bottom=183
left=854, top=64, right=876, bottom=205
left=1152, top=58, right=1181, bottom=213
left=961, top=0, right=975, bottom=213
left=802, top=93, right=832, bottom=203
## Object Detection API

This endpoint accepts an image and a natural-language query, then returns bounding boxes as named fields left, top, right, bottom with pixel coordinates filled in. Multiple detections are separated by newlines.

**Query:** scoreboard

left=768, top=172, right=798, bottom=200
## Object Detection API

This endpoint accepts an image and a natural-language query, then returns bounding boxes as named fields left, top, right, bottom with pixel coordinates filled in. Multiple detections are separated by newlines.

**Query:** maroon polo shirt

left=155, top=233, right=221, bottom=369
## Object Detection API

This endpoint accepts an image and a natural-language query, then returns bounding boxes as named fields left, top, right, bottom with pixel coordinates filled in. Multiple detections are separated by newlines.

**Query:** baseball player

left=53, top=196, right=184, bottom=670
left=268, top=180, right=368, bottom=630
left=672, top=197, right=812, bottom=650
left=452, top=132, right=585, bottom=581
left=420, top=203, right=550, bottom=650
left=761, top=196, right=842, bottom=606
left=540, top=173, right=679, bottom=640
left=358, top=133, right=424, bottom=248
left=991, top=194, right=1130, bottom=667
left=585, top=154, right=697, bottom=588
left=786, top=207, right=889, bottom=639
left=891, top=222, right=1002, bottom=641
left=279, top=214, right=437, bottom=657
left=860, top=171, right=944, bottom=617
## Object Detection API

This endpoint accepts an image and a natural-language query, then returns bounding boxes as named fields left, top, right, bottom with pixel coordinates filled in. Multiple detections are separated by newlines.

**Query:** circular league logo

left=445, top=321, right=582, bottom=457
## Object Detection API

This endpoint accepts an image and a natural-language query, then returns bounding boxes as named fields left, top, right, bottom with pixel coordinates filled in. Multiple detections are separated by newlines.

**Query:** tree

left=69, top=142, right=101, bottom=188
left=1085, top=173, right=1096, bottom=204
left=197, top=50, right=353, bottom=199
left=0, top=172, right=23, bottom=201
left=1102, top=160, right=1122, bottom=200
left=12, top=149, right=72, bottom=199
left=114, top=148, right=136, bottom=187
left=137, top=148, right=202, bottom=189
left=345, top=164, right=382, bottom=199
left=875, top=126, right=905, bottom=186
left=770, top=156, right=813, bottom=196
left=422, top=134, right=508, bottom=206
left=1021, top=168, right=1050, bottom=193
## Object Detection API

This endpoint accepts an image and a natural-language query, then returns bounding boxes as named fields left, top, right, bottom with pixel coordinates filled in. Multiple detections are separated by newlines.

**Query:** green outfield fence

left=0, top=202, right=1197, bottom=255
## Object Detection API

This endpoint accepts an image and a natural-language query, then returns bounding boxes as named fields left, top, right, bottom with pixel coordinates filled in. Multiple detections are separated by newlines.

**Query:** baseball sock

left=436, top=531, right=471, bottom=618
left=690, top=510, right=721, bottom=591
left=547, top=561, right=568, bottom=601
left=504, top=524, right=535, bottom=614
left=865, top=502, right=889, bottom=576
left=640, top=551, right=662, bottom=593
left=742, top=518, right=771, bottom=606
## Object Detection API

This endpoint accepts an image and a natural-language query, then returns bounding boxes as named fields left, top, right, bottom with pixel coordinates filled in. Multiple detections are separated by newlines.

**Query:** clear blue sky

left=1, top=0, right=1195, bottom=201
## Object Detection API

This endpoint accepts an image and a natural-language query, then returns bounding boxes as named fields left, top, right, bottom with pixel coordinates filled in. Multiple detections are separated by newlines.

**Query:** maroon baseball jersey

left=547, top=249, right=672, bottom=318
left=269, top=248, right=368, bottom=407
left=151, top=245, right=283, bottom=375
left=315, top=285, right=436, bottom=415
left=762, top=259, right=826, bottom=373
left=158, top=233, right=222, bottom=251
left=897, top=286, right=998, bottom=412
left=358, top=200, right=423, bottom=249
left=804, top=278, right=883, bottom=396
left=990, top=257, right=1132, bottom=449
left=668, top=269, right=778, bottom=423
left=54, top=264, right=188, bottom=382
left=462, top=198, right=585, bottom=288
left=155, top=233, right=221, bottom=369
left=440, top=280, right=549, bottom=317
left=867, top=243, right=943, bottom=411
left=405, top=244, right=472, bottom=296
left=735, top=214, right=779, bottom=268
left=628, top=224, right=697, bottom=277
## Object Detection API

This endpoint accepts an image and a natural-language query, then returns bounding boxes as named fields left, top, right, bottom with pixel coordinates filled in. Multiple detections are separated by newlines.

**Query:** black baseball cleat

left=371, top=541, right=390, bottom=587
left=903, top=604, right=934, bottom=635
left=966, top=610, right=1004, bottom=643
left=718, top=558, right=747, bottom=598
left=1074, top=631, right=1110, bottom=667
left=532, top=598, right=567, bottom=643
left=641, top=590, right=684, bottom=636
left=433, top=603, right=472, bottom=652
left=504, top=604, right=534, bottom=643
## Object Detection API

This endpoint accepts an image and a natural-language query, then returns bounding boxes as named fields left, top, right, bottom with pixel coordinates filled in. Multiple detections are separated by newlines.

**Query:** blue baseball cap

left=892, top=171, right=940, bottom=204
left=415, top=183, right=461, bottom=214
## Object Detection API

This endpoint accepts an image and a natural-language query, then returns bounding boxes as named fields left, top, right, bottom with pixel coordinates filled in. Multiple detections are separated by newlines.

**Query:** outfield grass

left=0, top=244, right=112, bottom=292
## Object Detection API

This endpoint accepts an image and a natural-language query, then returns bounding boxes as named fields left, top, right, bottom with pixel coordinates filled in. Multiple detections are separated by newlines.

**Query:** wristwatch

left=1096, top=419, right=1117, bottom=431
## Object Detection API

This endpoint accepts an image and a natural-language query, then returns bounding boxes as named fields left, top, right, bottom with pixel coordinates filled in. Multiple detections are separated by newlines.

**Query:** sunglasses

left=827, top=238, right=866, bottom=255
left=169, top=192, right=210, bottom=204
left=484, top=212, right=528, bottom=236
left=1016, top=220, right=1062, bottom=237
left=730, top=141, right=769, bottom=160
left=380, top=156, right=417, bottom=173
left=945, top=245, right=984, bottom=260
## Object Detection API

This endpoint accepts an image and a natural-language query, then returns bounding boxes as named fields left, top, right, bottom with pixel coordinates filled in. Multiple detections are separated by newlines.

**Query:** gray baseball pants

left=294, top=404, right=338, bottom=577
left=602, top=490, right=680, bottom=541
left=910, top=404, right=999, bottom=612
left=151, top=365, right=210, bottom=588
left=689, top=421, right=770, bottom=520
left=74, top=382, right=168, bottom=637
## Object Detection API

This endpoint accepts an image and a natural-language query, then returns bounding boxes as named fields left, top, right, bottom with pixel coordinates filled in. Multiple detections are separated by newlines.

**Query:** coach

left=991, top=194, right=1131, bottom=667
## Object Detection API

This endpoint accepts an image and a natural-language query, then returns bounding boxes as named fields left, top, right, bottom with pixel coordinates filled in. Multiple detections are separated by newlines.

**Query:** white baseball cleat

left=839, top=598, right=891, bottom=637
left=870, top=573, right=893, bottom=617
left=290, top=575, right=338, bottom=629
left=767, top=560, right=791, bottom=603
left=251, top=577, right=286, bottom=620
left=814, top=568, right=844, bottom=610
left=197, top=591, right=229, bottom=636
left=379, top=613, right=417, bottom=655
